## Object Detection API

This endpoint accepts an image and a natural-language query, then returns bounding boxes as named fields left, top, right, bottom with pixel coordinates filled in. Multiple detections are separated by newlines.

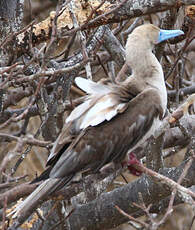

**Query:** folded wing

left=46, top=77, right=136, bottom=168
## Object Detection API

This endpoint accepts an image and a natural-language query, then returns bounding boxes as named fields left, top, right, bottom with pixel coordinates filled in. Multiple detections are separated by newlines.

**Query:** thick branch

left=67, top=160, right=195, bottom=230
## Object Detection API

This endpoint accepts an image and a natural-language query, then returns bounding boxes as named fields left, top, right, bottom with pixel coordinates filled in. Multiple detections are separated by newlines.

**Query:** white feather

left=79, top=95, right=114, bottom=128
left=67, top=78, right=113, bottom=123
left=67, top=77, right=128, bottom=130
left=75, top=77, right=111, bottom=95
left=105, top=108, right=117, bottom=121
left=87, top=104, right=125, bottom=126
left=105, top=103, right=125, bottom=121
left=79, top=96, right=125, bottom=129
left=66, top=99, right=91, bottom=123
left=87, top=114, right=106, bottom=127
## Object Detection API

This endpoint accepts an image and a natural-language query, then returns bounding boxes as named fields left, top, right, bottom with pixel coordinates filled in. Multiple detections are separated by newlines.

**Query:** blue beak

left=158, top=29, right=184, bottom=43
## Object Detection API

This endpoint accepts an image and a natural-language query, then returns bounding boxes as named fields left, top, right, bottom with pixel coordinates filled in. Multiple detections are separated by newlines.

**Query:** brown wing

left=46, top=121, right=78, bottom=167
left=49, top=88, right=163, bottom=179
left=46, top=80, right=139, bottom=168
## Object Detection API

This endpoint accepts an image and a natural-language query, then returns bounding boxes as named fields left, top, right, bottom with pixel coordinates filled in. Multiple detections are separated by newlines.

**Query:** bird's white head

left=127, top=24, right=184, bottom=51
left=126, top=24, right=184, bottom=72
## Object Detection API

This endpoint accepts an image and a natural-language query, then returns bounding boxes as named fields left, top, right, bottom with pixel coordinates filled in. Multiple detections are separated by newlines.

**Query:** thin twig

left=61, top=0, right=128, bottom=37
left=115, top=205, right=148, bottom=228
left=165, top=33, right=195, bottom=80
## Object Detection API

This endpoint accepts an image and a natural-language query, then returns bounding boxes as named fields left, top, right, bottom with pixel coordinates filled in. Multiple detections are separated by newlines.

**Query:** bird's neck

left=126, top=48, right=167, bottom=113
left=126, top=44, right=163, bottom=84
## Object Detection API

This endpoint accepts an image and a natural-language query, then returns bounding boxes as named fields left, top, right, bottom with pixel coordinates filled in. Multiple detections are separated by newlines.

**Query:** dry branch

left=3, top=0, right=195, bottom=57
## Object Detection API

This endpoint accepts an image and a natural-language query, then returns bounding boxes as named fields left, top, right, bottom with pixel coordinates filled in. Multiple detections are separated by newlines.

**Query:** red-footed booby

left=9, top=24, right=184, bottom=226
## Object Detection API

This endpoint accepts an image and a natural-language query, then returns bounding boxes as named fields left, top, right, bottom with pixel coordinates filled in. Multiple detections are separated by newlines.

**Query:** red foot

left=123, top=153, right=142, bottom=176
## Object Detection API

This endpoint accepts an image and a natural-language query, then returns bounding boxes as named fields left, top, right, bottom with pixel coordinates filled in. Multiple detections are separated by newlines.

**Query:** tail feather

left=30, top=166, right=52, bottom=184
left=9, top=176, right=73, bottom=227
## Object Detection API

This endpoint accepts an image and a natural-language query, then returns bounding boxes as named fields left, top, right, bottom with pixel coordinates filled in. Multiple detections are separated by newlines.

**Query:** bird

left=9, top=24, right=184, bottom=226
